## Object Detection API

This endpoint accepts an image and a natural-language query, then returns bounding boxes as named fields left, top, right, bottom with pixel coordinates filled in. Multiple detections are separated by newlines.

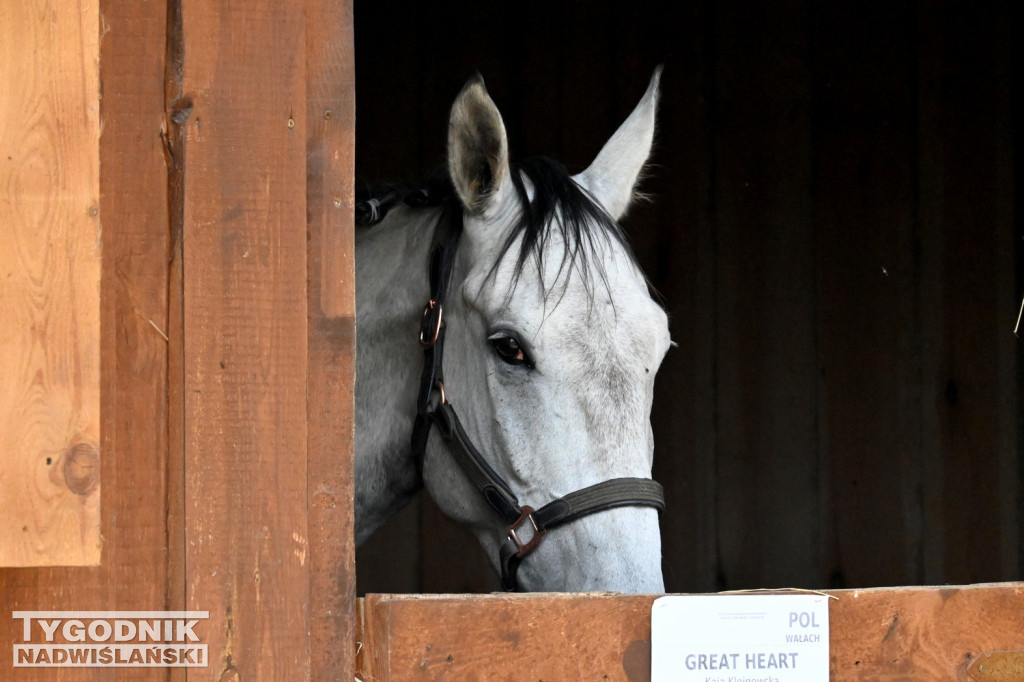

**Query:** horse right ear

left=447, top=75, right=511, bottom=216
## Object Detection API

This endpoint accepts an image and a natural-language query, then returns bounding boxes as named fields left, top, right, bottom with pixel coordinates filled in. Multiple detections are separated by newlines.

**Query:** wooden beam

left=179, top=0, right=312, bottom=677
left=306, top=0, right=357, bottom=678
left=0, top=0, right=101, bottom=567
left=357, top=583, right=1024, bottom=681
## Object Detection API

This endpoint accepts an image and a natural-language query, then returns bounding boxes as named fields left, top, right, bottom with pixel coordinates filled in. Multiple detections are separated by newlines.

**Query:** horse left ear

left=448, top=75, right=510, bottom=216
left=575, top=66, right=662, bottom=221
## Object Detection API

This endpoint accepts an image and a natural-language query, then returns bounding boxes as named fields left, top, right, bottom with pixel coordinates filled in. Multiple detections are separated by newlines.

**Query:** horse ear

left=448, top=75, right=510, bottom=216
left=575, top=66, right=661, bottom=221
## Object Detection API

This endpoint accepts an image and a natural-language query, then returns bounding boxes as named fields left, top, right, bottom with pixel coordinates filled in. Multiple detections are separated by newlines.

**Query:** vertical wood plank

left=917, top=0, right=1018, bottom=585
left=811, top=1, right=922, bottom=587
left=306, top=0, right=357, bottom=677
left=0, top=0, right=101, bottom=567
left=101, top=0, right=183, bottom=661
left=312, top=0, right=356, bottom=320
left=165, top=0, right=189, bottom=648
left=711, top=0, right=821, bottom=588
left=181, top=0, right=311, bottom=676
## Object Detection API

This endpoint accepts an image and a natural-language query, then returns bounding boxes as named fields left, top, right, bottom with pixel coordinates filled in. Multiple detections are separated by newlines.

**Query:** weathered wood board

left=178, top=0, right=313, bottom=677
left=306, top=0, right=358, bottom=677
left=1, top=0, right=357, bottom=677
left=0, top=0, right=101, bottom=566
left=357, top=583, right=1024, bottom=681
left=176, top=0, right=357, bottom=678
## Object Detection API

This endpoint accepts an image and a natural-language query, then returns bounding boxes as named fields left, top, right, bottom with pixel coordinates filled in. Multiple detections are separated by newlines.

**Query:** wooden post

left=305, top=0, right=358, bottom=678
left=176, top=0, right=355, bottom=677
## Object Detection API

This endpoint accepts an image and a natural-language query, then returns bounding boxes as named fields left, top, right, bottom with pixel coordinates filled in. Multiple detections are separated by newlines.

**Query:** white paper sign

left=651, top=594, right=830, bottom=682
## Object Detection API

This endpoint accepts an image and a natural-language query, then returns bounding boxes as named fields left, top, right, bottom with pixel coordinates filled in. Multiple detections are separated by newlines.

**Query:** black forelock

left=495, top=157, right=638, bottom=302
left=356, top=157, right=642, bottom=303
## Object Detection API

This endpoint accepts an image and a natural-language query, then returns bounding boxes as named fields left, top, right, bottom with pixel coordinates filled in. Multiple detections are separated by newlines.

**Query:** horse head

left=420, top=69, right=671, bottom=592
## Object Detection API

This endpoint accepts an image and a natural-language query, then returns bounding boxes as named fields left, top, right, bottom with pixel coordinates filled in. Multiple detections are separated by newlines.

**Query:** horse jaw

left=574, top=66, right=661, bottom=221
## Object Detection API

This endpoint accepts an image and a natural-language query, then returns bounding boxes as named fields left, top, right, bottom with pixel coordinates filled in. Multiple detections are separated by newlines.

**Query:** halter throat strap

left=410, top=204, right=665, bottom=592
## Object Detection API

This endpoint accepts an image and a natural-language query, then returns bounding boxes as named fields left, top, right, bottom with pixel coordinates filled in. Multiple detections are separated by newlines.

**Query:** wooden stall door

left=357, top=585, right=1024, bottom=681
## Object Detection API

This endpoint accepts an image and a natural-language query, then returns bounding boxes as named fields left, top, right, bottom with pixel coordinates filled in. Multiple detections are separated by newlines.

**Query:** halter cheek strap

left=411, top=202, right=665, bottom=592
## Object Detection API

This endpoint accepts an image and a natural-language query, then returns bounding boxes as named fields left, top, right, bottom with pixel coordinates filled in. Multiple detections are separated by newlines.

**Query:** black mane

left=356, top=157, right=640, bottom=301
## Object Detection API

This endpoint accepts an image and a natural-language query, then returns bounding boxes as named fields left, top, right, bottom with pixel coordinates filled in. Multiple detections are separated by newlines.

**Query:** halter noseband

left=410, top=200, right=666, bottom=592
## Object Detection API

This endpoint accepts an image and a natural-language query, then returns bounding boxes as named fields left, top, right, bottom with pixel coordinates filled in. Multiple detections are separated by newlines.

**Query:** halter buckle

left=418, top=300, right=444, bottom=347
left=507, top=506, right=546, bottom=558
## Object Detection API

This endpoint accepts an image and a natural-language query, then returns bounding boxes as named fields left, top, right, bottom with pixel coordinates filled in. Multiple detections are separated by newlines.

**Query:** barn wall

left=0, top=0, right=356, bottom=677
left=353, top=0, right=1020, bottom=594
left=0, top=0, right=177, bottom=674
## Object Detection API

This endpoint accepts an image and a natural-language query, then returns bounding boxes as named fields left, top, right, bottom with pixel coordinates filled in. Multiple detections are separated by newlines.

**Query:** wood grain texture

left=357, top=583, right=1024, bottom=681
left=2, top=1, right=359, bottom=677
left=306, top=0, right=357, bottom=678
left=829, top=584, right=1024, bottom=680
left=0, top=0, right=101, bottom=567
left=359, top=593, right=655, bottom=681
left=180, top=0, right=312, bottom=677
left=0, top=0, right=175, bottom=675
left=309, top=0, right=356, bottom=321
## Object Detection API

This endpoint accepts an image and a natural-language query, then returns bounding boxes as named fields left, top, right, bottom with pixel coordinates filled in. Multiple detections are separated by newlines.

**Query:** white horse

left=355, top=69, right=671, bottom=592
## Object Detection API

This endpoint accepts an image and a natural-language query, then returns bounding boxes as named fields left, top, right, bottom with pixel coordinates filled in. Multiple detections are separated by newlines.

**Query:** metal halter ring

left=418, top=300, right=444, bottom=347
left=507, top=506, right=546, bottom=558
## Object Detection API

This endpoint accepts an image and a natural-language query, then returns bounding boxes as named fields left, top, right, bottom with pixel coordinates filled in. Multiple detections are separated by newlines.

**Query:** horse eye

left=489, top=333, right=532, bottom=367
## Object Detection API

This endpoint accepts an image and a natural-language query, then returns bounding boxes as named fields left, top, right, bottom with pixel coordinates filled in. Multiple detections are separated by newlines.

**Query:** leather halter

left=411, top=200, right=666, bottom=592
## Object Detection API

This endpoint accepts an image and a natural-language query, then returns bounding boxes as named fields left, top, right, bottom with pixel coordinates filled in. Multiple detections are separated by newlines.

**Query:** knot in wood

left=63, top=442, right=99, bottom=496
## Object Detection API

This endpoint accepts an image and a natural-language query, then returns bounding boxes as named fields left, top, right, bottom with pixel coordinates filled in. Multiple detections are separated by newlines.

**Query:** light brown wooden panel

left=180, top=0, right=312, bottom=677
left=357, top=583, right=1024, bottom=681
left=359, top=593, right=656, bottom=681
left=0, top=0, right=101, bottom=567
